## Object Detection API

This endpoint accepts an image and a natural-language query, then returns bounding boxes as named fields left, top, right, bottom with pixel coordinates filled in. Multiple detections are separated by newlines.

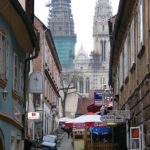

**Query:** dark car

left=41, top=135, right=57, bottom=150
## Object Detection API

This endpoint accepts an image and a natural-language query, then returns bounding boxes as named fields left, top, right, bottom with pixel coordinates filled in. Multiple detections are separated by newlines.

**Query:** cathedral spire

left=48, top=0, right=75, bottom=37
left=47, top=0, right=76, bottom=69
left=93, top=0, right=112, bottom=54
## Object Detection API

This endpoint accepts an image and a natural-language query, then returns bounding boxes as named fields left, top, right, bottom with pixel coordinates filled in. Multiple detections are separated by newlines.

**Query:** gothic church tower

left=93, top=0, right=112, bottom=66
left=92, top=0, right=112, bottom=88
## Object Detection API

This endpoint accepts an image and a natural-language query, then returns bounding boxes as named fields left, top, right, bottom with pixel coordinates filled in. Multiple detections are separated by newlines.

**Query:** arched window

left=86, top=78, right=90, bottom=93
left=101, top=40, right=103, bottom=61
left=79, top=77, right=84, bottom=93
left=101, top=40, right=106, bottom=61
left=103, top=40, right=106, bottom=61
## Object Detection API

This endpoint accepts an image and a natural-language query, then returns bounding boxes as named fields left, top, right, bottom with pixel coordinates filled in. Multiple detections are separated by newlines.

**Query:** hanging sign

left=108, top=110, right=130, bottom=119
left=94, top=90, right=104, bottom=106
left=28, top=112, right=40, bottom=119
left=29, top=72, right=44, bottom=93
left=100, top=115, right=125, bottom=123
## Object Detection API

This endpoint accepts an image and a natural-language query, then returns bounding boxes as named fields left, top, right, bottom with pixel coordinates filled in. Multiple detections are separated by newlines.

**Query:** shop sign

left=100, top=115, right=125, bottom=123
left=94, top=90, right=104, bottom=106
left=108, top=110, right=130, bottom=119
left=130, top=127, right=141, bottom=150
left=73, top=123, right=86, bottom=129
left=28, top=112, right=40, bottom=119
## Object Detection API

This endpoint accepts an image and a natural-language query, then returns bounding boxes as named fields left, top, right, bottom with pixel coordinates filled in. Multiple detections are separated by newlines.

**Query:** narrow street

left=58, top=133, right=73, bottom=150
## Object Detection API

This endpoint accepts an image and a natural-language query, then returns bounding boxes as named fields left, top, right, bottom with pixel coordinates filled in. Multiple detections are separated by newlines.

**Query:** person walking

left=67, top=128, right=72, bottom=139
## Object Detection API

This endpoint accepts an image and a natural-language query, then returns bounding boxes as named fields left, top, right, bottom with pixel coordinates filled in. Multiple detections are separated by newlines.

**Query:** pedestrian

left=24, top=136, right=32, bottom=150
left=67, top=128, right=72, bottom=139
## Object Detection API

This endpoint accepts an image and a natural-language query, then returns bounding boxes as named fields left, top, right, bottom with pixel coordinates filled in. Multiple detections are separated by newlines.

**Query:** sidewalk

left=57, top=133, right=73, bottom=150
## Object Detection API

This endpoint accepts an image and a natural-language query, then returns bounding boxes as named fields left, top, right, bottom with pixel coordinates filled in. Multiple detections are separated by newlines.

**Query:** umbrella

left=65, top=114, right=107, bottom=128
left=58, top=117, right=71, bottom=122
left=90, top=127, right=112, bottom=135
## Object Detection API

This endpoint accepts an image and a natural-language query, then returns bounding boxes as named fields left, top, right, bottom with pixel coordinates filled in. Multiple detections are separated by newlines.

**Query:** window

left=33, top=93, right=41, bottom=107
left=119, top=52, right=123, bottom=88
left=138, top=0, right=143, bottom=52
left=0, top=31, right=7, bottom=79
left=130, top=18, right=135, bottom=65
left=124, top=36, right=128, bottom=79
left=101, top=40, right=106, bottom=61
left=103, top=77, right=105, bottom=85
left=103, top=40, right=106, bottom=61
left=13, top=53, right=18, bottom=90
left=101, top=40, right=103, bottom=60
left=19, top=63, right=24, bottom=95
left=86, top=78, right=90, bottom=93
left=102, top=25, right=105, bottom=31
left=115, top=66, right=119, bottom=95
left=79, top=77, right=84, bottom=93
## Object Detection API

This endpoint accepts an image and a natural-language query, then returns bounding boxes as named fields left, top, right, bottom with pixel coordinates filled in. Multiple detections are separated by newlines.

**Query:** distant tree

left=60, top=71, right=80, bottom=117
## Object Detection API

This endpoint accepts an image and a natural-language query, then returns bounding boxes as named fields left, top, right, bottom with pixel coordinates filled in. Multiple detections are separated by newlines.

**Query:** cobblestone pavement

left=57, top=133, right=73, bottom=150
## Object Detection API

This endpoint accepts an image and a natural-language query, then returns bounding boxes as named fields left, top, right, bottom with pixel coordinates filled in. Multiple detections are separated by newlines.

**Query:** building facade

left=0, top=0, right=38, bottom=150
left=48, top=0, right=76, bottom=70
left=31, top=17, right=61, bottom=138
left=109, top=0, right=150, bottom=149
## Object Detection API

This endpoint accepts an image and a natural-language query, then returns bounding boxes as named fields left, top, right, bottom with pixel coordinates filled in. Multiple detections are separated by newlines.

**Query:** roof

left=75, top=97, right=93, bottom=116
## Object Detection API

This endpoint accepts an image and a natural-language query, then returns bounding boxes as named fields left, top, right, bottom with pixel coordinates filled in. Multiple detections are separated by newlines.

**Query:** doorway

left=0, top=129, right=4, bottom=150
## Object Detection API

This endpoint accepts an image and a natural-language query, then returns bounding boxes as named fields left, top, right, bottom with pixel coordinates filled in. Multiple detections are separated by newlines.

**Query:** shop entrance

left=0, top=138, right=4, bottom=150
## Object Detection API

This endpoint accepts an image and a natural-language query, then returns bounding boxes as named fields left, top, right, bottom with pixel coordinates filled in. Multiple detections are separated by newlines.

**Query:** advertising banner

left=94, top=90, right=104, bottom=106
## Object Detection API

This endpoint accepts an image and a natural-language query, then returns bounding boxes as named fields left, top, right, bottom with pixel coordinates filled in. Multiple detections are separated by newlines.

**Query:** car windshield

left=43, top=135, right=56, bottom=143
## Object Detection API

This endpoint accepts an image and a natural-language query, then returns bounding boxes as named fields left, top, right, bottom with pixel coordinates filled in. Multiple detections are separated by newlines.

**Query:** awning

left=90, top=127, right=112, bottom=135
left=87, top=103, right=102, bottom=113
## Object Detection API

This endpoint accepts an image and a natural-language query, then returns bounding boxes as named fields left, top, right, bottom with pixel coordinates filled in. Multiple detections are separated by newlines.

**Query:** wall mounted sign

left=29, top=72, right=44, bottom=93
left=28, top=112, right=40, bottom=119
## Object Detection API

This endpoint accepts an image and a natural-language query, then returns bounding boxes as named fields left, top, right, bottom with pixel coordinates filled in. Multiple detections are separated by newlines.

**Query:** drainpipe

left=42, top=28, right=49, bottom=136
left=23, top=32, right=39, bottom=143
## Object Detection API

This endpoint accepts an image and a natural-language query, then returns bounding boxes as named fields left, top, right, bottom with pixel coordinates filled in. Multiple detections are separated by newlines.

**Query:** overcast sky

left=35, top=0, right=119, bottom=55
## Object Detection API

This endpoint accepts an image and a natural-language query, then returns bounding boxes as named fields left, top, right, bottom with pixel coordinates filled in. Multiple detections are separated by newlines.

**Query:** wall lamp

left=0, top=88, right=8, bottom=100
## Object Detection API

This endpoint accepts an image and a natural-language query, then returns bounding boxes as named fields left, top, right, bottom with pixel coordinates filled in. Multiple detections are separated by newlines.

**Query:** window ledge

left=130, top=63, right=136, bottom=73
left=12, top=90, right=23, bottom=104
left=137, top=45, right=145, bottom=59
left=0, top=78, right=7, bottom=88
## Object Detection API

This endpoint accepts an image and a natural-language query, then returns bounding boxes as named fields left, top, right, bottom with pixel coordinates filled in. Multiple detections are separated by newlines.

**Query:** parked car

left=41, top=134, right=58, bottom=150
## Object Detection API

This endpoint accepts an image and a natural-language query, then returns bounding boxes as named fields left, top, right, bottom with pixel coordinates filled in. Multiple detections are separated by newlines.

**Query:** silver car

left=41, top=135, right=57, bottom=150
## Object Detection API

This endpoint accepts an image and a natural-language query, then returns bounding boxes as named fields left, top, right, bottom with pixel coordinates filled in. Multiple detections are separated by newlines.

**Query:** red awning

left=87, top=104, right=102, bottom=113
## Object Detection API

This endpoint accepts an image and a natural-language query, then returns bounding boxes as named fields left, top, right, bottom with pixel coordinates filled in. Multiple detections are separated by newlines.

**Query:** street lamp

left=0, top=88, right=8, bottom=100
